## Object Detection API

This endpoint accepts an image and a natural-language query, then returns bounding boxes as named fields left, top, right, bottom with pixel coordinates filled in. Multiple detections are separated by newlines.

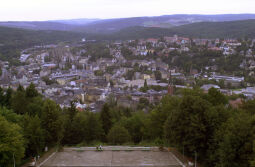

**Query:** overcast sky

left=0, top=0, right=255, bottom=21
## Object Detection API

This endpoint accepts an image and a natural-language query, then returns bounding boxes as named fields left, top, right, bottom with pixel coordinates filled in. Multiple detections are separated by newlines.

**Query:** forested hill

left=1, top=19, right=255, bottom=62
left=103, top=19, right=255, bottom=40
left=0, top=26, right=84, bottom=62
left=0, top=21, right=77, bottom=31
left=73, top=14, right=255, bottom=33
left=172, top=19, right=255, bottom=38
left=0, top=26, right=84, bottom=46
left=2, top=14, right=255, bottom=33
left=95, top=26, right=177, bottom=40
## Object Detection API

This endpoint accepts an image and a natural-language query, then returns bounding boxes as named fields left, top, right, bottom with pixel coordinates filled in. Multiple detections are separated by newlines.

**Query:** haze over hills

left=0, top=21, right=77, bottom=31
left=1, top=14, right=255, bottom=33
left=73, top=14, right=255, bottom=33
left=105, top=19, right=255, bottom=40
left=1, top=14, right=255, bottom=61
left=51, top=18, right=100, bottom=25
left=1, top=19, right=255, bottom=49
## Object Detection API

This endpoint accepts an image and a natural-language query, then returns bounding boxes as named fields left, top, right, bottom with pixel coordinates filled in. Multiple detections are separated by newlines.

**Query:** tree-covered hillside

left=0, top=21, right=77, bottom=31
left=172, top=19, right=255, bottom=38
left=1, top=14, right=255, bottom=33
left=73, top=14, right=255, bottom=33
left=103, top=19, right=255, bottom=40
left=1, top=19, right=255, bottom=63
left=0, top=26, right=84, bottom=63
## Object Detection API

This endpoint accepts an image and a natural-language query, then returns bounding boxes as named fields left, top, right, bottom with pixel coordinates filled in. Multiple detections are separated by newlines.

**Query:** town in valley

left=1, top=35, right=254, bottom=111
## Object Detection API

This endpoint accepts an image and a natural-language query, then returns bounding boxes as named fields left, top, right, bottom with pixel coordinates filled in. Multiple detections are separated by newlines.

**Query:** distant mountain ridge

left=51, top=18, right=100, bottom=25
left=1, top=14, right=255, bottom=33
left=104, top=19, right=255, bottom=40
left=170, top=19, right=255, bottom=38
left=1, top=18, right=255, bottom=62
left=73, top=14, right=255, bottom=33
left=0, top=21, right=77, bottom=31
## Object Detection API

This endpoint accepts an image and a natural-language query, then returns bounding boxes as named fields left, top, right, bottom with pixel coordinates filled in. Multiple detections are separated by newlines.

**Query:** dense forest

left=0, top=26, right=85, bottom=63
left=96, top=19, right=255, bottom=40
left=172, top=19, right=255, bottom=38
left=0, top=84, right=255, bottom=167
left=2, top=19, right=255, bottom=62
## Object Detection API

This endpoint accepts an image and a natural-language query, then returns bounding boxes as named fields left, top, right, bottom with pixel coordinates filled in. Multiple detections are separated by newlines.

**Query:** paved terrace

left=41, top=146, right=183, bottom=167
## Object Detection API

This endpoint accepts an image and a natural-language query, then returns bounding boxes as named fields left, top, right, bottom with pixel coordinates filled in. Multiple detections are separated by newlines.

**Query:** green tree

left=62, top=101, right=81, bottom=145
left=25, top=83, right=39, bottom=98
left=69, top=112, right=88, bottom=144
left=0, top=116, right=25, bottom=167
left=241, top=99, right=255, bottom=115
left=107, top=125, right=131, bottom=145
left=218, top=79, right=225, bottom=89
left=121, top=112, right=146, bottom=143
left=140, top=79, right=149, bottom=92
left=137, top=97, right=150, bottom=110
left=4, top=87, right=13, bottom=109
left=147, top=95, right=180, bottom=139
left=106, top=94, right=117, bottom=107
left=121, top=47, right=133, bottom=59
left=23, top=114, right=45, bottom=156
left=207, top=87, right=228, bottom=106
left=26, top=96, right=44, bottom=116
left=70, top=112, right=103, bottom=144
left=100, top=103, right=112, bottom=135
left=164, top=95, right=211, bottom=159
left=94, top=70, right=104, bottom=76
left=0, top=87, right=4, bottom=106
left=84, top=112, right=104, bottom=143
left=251, top=140, right=255, bottom=167
left=0, top=107, right=22, bottom=125
left=208, top=113, right=254, bottom=167
left=41, top=99, right=63, bottom=146
left=144, top=79, right=148, bottom=88
left=11, top=88, right=27, bottom=114
left=17, top=84, right=25, bottom=92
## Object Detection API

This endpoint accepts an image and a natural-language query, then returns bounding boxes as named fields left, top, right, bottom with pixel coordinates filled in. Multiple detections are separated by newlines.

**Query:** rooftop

left=41, top=146, right=183, bottom=167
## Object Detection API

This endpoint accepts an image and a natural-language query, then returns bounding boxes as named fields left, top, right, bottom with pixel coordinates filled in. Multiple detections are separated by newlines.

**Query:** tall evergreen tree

left=0, top=87, right=4, bottom=106
left=4, top=87, right=13, bottom=109
left=17, top=84, right=25, bottom=92
left=25, top=83, right=39, bottom=98
left=11, top=88, right=27, bottom=114
left=62, top=101, right=78, bottom=145
left=100, top=103, right=112, bottom=136
left=144, top=79, right=148, bottom=89
left=85, top=112, right=104, bottom=142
